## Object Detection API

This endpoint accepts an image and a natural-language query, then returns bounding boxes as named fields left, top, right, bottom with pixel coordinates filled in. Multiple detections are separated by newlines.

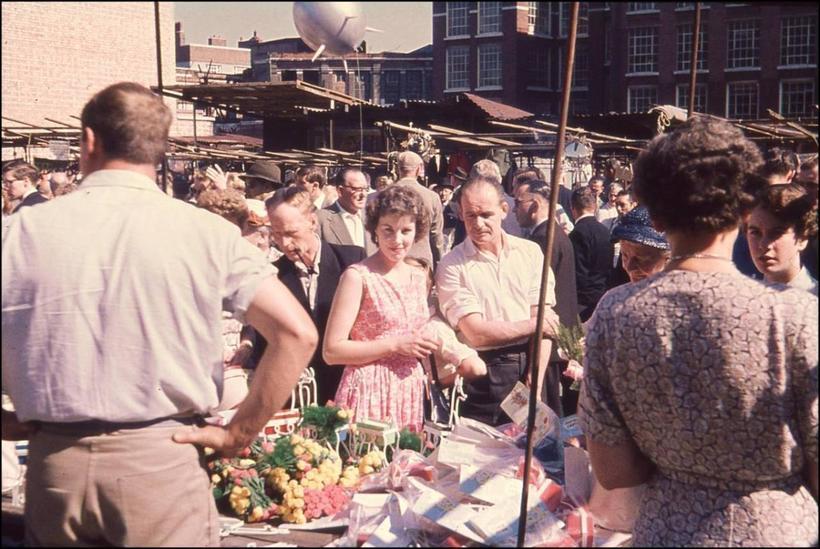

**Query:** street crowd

left=2, top=81, right=817, bottom=546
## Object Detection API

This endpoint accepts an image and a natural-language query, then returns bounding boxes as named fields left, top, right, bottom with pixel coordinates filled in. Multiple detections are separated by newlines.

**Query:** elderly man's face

left=589, top=180, right=604, bottom=198
left=268, top=202, right=318, bottom=264
left=461, top=182, right=508, bottom=252
left=338, top=171, right=368, bottom=213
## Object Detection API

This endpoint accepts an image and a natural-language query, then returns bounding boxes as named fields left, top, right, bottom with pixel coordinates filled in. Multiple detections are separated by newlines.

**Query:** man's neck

left=88, top=159, right=157, bottom=182
left=472, top=234, right=505, bottom=257
left=575, top=211, right=596, bottom=221
left=339, top=201, right=359, bottom=215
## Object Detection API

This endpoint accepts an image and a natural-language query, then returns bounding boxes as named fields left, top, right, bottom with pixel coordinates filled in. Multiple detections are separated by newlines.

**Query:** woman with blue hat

left=610, top=206, right=670, bottom=283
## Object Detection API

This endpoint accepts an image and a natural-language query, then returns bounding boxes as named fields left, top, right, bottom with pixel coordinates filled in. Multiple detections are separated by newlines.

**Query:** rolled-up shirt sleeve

left=436, top=259, right=483, bottom=328
left=578, top=306, right=630, bottom=445
left=223, top=237, right=278, bottom=324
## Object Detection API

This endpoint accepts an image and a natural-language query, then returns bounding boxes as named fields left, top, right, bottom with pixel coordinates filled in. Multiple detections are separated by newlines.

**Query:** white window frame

left=446, top=2, right=471, bottom=38
left=779, top=79, right=815, bottom=118
left=627, top=2, right=658, bottom=14
left=477, top=43, right=503, bottom=89
left=727, top=20, right=760, bottom=69
left=560, top=2, right=589, bottom=38
left=628, top=85, right=657, bottom=113
left=527, top=2, right=551, bottom=37
left=628, top=27, right=658, bottom=74
left=445, top=45, right=470, bottom=91
left=780, top=16, right=817, bottom=67
left=726, top=81, right=759, bottom=119
left=676, top=83, right=708, bottom=112
left=478, top=2, right=502, bottom=35
left=676, top=23, right=708, bottom=72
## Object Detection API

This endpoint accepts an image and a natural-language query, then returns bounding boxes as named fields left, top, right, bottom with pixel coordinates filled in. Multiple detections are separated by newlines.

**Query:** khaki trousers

left=25, top=424, right=219, bottom=547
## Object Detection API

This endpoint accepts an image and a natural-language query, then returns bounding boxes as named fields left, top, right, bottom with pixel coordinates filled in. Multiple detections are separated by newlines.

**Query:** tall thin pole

left=154, top=1, right=168, bottom=192
left=517, top=2, right=578, bottom=545
left=687, top=3, right=702, bottom=117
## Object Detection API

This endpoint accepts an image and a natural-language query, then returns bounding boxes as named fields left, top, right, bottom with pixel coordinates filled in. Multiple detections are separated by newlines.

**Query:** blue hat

left=611, top=206, right=669, bottom=250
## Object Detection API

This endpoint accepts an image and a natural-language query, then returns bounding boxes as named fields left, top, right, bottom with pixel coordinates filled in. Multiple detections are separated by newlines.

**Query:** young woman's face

left=747, top=206, right=807, bottom=283
left=376, top=212, right=416, bottom=264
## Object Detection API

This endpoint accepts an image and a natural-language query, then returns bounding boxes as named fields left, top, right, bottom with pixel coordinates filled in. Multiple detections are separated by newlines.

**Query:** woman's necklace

left=668, top=253, right=734, bottom=262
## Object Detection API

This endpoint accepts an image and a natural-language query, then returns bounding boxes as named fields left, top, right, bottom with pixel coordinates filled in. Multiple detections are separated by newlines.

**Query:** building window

left=780, top=16, right=817, bottom=66
left=604, top=26, right=611, bottom=64
left=726, top=81, right=758, bottom=118
left=780, top=79, right=815, bottom=117
left=528, top=2, right=551, bottom=36
left=530, top=49, right=550, bottom=87
left=676, top=83, right=708, bottom=112
left=627, top=2, right=657, bottom=13
left=405, top=71, right=424, bottom=100
left=573, top=41, right=589, bottom=88
left=628, top=27, right=658, bottom=73
left=478, top=43, right=502, bottom=88
left=727, top=20, right=759, bottom=69
left=560, top=2, right=589, bottom=37
left=628, top=85, right=657, bottom=113
left=381, top=71, right=401, bottom=105
left=446, top=2, right=470, bottom=37
left=676, top=2, right=694, bottom=8
left=571, top=91, right=589, bottom=115
left=446, top=46, right=470, bottom=89
left=478, top=2, right=502, bottom=34
left=677, top=23, right=708, bottom=71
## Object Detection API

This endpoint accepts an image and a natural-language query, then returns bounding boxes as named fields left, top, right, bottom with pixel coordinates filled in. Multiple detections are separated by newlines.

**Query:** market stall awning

left=155, top=81, right=369, bottom=118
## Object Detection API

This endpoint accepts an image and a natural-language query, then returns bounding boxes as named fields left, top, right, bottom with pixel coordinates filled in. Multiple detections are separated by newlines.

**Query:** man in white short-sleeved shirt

left=1, top=82, right=317, bottom=547
left=436, top=175, right=559, bottom=425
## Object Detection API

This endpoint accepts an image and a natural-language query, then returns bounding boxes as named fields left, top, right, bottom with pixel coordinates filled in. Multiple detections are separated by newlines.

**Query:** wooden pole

left=687, top=3, right=702, bottom=117
left=154, top=1, right=168, bottom=193
left=516, top=2, right=578, bottom=545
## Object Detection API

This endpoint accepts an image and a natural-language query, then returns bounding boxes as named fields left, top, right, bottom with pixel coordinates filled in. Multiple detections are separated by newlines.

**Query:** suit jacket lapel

left=316, top=242, right=341, bottom=311
left=278, top=261, right=311, bottom=313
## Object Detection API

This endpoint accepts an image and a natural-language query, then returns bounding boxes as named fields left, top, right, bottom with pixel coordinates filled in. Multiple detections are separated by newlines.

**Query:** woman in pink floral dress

left=323, top=186, right=438, bottom=432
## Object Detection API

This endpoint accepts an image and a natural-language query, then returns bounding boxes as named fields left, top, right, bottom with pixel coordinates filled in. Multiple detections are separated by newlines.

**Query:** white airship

left=293, top=1, right=382, bottom=68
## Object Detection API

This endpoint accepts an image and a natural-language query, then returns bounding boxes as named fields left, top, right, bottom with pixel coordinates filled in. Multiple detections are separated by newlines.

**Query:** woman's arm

left=587, top=437, right=656, bottom=490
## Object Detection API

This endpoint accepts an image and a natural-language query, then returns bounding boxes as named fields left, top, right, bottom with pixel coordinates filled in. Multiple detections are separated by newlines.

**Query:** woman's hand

left=394, top=330, right=439, bottom=359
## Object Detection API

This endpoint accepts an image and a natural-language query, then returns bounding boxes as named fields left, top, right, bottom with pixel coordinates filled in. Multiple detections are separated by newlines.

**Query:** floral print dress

left=579, top=270, right=818, bottom=546
left=334, top=263, right=428, bottom=432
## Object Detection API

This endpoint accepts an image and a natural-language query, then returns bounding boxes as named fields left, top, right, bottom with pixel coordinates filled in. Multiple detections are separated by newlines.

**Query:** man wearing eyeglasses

left=317, top=167, right=376, bottom=254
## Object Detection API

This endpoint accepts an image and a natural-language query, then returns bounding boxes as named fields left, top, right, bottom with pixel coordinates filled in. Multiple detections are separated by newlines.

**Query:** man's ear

left=499, top=198, right=509, bottom=219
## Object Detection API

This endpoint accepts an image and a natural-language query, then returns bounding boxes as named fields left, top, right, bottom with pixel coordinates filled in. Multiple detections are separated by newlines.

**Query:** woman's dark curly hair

left=752, top=183, right=818, bottom=240
left=632, top=117, right=764, bottom=233
left=365, top=185, right=430, bottom=244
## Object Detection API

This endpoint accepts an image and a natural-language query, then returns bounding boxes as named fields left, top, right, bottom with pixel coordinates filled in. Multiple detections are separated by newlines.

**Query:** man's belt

left=36, top=415, right=202, bottom=437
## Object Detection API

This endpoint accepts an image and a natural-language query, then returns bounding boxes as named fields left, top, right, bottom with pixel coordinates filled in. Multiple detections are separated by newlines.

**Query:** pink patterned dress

left=334, top=263, right=429, bottom=432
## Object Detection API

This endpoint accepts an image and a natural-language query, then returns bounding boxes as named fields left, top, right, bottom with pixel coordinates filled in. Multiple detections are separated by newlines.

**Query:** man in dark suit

left=513, top=179, right=581, bottom=416
left=267, top=187, right=365, bottom=405
left=3, top=161, right=49, bottom=213
left=569, top=187, right=614, bottom=322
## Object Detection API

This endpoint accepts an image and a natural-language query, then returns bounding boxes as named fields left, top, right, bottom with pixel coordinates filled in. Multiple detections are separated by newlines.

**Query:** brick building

left=240, top=35, right=434, bottom=105
left=174, top=22, right=253, bottom=137
left=433, top=2, right=817, bottom=120
left=1, top=1, right=177, bottom=160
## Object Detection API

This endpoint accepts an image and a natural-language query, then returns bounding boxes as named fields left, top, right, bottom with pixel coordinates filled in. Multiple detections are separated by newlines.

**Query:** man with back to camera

left=569, top=187, right=614, bottom=322
left=393, top=151, right=445, bottom=269
left=1, top=82, right=318, bottom=547
left=436, top=174, right=560, bottom=426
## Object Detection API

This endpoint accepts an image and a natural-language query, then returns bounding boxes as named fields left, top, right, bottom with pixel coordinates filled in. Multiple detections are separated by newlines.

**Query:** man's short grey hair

left=397, top=151, right=424, bottom=177
left=609, top=182, right=624, bottom=193
left=459, top=174, right=505, bottom=206
left=469, top=159, right=502, bottom=185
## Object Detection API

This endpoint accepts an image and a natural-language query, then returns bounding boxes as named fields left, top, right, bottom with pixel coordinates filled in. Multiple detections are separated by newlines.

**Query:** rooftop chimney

left=208, top=35, right=227, bottom=47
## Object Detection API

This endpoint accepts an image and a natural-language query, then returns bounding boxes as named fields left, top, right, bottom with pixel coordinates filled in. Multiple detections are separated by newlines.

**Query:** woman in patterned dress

left=579, top=117, right=818, bottom=546
left=323, top=185, right=437, bottom=432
